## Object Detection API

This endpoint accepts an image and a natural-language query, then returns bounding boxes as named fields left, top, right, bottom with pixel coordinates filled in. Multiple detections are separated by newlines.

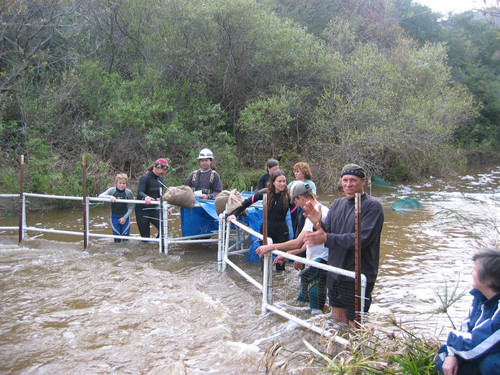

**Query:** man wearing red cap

left=135, top=158, right=169, bottom=238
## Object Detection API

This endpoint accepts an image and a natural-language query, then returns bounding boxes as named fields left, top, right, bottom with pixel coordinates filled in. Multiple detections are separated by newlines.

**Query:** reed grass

left=260, top=317, right=442, bottom=374
left=259, top=279, right=471, bottom=374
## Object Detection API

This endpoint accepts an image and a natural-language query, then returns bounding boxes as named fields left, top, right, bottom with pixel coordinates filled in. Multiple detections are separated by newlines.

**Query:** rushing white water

left=0, top=164, right=498, bottom=373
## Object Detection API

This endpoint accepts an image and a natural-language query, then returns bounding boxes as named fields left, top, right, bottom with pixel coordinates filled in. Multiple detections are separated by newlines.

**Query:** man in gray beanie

left=303, top=163, right=384, bottom=327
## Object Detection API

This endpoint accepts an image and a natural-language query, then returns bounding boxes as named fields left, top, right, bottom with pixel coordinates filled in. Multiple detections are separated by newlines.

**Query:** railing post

left=163, top=201, right=169, bottom=254
left=85, top=196, right=90, bottom=246
left=218, top=212, right=224, bottom=271
left=360, top=275, right=367, bottom=322
left=262, top=253, right=270, bottom=313
left=158, top=187, right=163, bottom=254
left=22, top=192, right=26, bottom=239
left=82, top=155, right=88, bottom=249
left=261, top=193, right=273, bottom=311
left=18, top=155, right=25, bottom=243
left=223, top=219, right=231, bottom=272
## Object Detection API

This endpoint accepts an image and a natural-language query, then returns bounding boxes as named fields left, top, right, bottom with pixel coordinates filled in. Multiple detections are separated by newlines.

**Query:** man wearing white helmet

left=185, top=148, right=223, bottom=199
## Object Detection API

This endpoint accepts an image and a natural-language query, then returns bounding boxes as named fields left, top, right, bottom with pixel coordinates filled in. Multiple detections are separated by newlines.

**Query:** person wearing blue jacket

left=436, top=248, right=500, bottom=375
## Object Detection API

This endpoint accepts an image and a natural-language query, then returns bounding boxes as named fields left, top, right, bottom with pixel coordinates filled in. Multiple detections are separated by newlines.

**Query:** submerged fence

left=0, top=155, right=223, bottom=253
left=0, top=192, right=226, bottom=255
left=1, top=155, right=368, bottom=341
left=219, top=210, right=367, bottom=344
left=1, top=191, right=366, bottom=342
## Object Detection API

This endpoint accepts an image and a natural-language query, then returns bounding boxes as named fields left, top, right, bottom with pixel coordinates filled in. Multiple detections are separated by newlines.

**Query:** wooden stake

left=354, top=192, right=362, bottom=323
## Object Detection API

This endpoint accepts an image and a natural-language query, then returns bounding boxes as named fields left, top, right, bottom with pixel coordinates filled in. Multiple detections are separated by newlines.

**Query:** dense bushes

left=0, top=0, right=498, bottom=199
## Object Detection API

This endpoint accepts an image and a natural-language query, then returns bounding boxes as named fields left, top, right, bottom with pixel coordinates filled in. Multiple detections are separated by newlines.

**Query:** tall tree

left=395, top=0, right=441, bottom=43
left=0, top=0, right=80, bottom=95
left=307, top=39, right=477, bottom=183
left=440, top=12, right=500, bottom=152
left=396, top=1, right=500, bottom=155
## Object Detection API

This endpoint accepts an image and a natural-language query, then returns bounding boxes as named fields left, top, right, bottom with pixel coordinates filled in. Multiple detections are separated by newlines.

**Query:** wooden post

left=18, top=155, right=24, bottom=243
left=354, top=193, right=362, bottom=324
left=82, top=155, right=88, bottom=249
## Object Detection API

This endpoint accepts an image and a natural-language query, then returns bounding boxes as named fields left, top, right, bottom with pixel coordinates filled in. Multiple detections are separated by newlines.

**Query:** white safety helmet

left=197, top=148, right=214, bottom=160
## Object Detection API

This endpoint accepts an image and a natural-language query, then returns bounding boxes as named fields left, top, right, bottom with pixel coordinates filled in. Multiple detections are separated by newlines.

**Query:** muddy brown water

left=1, top=165, right=499, bottom=374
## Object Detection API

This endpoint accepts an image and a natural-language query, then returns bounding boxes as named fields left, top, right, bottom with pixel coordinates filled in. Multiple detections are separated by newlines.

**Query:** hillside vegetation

left=1, top=0, right=498, bottom=196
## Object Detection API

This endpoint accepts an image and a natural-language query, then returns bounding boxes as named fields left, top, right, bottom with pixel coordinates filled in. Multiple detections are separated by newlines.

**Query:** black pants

left=135, top=205, right=160, bottom=238
left=328, top=279, right=375, bottom=321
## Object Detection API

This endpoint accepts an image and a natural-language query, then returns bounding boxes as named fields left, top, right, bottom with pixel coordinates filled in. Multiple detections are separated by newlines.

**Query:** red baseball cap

left=154, top=158, right=169, bottom=168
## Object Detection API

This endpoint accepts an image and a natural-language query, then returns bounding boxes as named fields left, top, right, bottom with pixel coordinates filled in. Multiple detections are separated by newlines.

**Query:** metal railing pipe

left=18, top=155, right=24, bottom=243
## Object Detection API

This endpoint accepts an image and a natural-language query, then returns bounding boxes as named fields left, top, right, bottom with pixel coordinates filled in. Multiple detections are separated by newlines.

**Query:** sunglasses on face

left=154, top=163, right=169, bottom=170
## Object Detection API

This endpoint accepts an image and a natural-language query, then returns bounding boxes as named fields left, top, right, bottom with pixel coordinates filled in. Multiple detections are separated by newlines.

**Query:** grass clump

left=259, top=316, right=442, bottom=374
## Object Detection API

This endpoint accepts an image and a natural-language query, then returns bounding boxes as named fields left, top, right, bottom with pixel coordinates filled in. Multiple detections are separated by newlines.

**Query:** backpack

left=191, top=169, right=216, bottom=194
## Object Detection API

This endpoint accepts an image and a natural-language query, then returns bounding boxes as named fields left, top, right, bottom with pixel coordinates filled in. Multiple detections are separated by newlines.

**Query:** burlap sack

left=162, top=185, right=195, bottom=209
left=215, top=189, right=247, bottom=216
left=228, top=189, right=246, bottom=216
left=215, top=190, right=231, bottom=215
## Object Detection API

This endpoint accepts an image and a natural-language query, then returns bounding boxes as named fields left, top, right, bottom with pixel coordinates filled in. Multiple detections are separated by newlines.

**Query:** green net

left=371, top=173, right=396, bottom=188
left=390, top=198, right=422, bottom=211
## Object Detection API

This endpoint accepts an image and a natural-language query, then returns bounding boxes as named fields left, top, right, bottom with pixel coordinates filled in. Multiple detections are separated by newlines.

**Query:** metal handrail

left=0, top=192, right=228, bottom=253
left=220, top=216, right=367, bottom=344
left=0, top=193, right=164, bottom=250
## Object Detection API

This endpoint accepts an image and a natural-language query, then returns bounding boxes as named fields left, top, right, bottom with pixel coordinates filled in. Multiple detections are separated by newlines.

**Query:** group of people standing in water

left=99, top=149, right=222, bottom=240
left=99, top=157, right=168, bottom=241
left=228, top=159, right=500, bottom=375
left=229, top=161, right=384, bottom=330
left=99, top=151, right=384, bottom=328
left=98, top=150, right=500, bottom=374
left=98, top=152, right=316, bottom=244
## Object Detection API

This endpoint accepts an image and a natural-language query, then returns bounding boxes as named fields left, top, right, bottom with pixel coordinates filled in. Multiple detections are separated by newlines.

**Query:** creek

left=0, top=164, right=498, bottom=374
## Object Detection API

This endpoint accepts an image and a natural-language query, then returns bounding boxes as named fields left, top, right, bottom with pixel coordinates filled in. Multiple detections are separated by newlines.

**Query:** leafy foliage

left=307, top=39, right=477, bottom=185
left=234, top=87, right=313, bottom=167
left=0, top=0, right=496, bottom=199
left=261, top=322, right=441, bottom=374
left=397, top=2, right=500, bottom=158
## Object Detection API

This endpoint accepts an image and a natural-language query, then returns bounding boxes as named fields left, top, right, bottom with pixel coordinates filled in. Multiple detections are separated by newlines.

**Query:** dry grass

left=259, top=313, right=442, bottom=374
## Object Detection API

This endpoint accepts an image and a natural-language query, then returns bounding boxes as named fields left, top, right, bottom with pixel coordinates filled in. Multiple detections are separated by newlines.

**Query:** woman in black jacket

left=135, top=158, right=169, bottom=238
left=227, top=169, right=291, bottom=270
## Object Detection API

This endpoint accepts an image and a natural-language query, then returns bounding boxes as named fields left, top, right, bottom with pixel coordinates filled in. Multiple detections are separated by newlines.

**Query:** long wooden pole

left=354, top=193, right=362, bottom=324
left=82, top=155, right=88, bottom=249
left=18, top=155, right=25, bottom=243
